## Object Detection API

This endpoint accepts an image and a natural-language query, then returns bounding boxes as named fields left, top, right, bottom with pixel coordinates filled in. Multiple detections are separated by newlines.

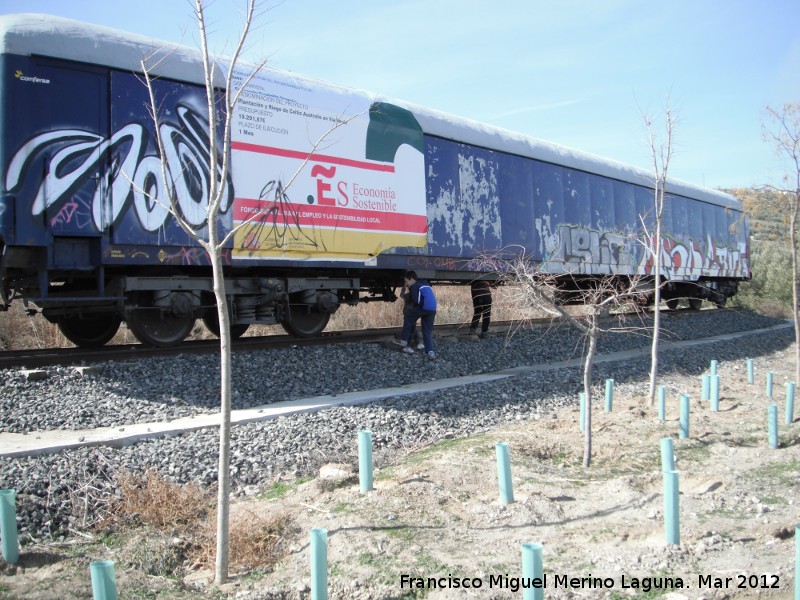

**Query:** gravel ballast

left=0, top=309, right=793, bottom=543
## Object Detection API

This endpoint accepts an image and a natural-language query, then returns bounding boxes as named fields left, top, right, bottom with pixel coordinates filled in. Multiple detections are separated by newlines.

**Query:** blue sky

left=2, top=0, right=799, bottom=190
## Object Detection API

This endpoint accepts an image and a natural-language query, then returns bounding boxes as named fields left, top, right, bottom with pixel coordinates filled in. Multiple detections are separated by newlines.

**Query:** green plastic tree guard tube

left=786, top=382, right=796, bottom=425
left=794, top=525, right=799, bottom=600
left=679, top=395, right=690, bottom=439
left=768, top=405, right=778, bottom=449
left=711, top=375, right=720, bottom=412
left=310, top=528, right=328, bottom=600
left=496, top=442, right=514, bottom=505
left=663, top=470, right=680, bottom=545
left=658, top=386, right=666, bottom=422
left=0, top=489, right=19, bottom=564
left=605, top=378, right=614, bottom=412
left=660, top=437, right=674, bottom=472
left=521, top=542, right=544, bottom=600
left=358, top=430, right=373, bottom=493
left=90, top=560, right=118, bottom=600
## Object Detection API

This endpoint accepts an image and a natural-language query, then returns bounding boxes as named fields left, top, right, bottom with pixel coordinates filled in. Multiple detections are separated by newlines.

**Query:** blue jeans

left=402, top=309, right=436, bottom=353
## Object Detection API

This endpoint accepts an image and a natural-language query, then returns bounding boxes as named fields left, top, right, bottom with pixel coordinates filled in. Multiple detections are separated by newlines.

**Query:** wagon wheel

left=57, top=313, right=122, bottom=348
left=127, top=306, right=195, bottom=347
left=665, top=298, right=680, bottom=310
left=280, top=304, right=330, bottom=337
left=202, top=309, right=249, bottom=340
left=126, top=292, right=196, bottom=347
left=688, top=298, right=703, bottom=310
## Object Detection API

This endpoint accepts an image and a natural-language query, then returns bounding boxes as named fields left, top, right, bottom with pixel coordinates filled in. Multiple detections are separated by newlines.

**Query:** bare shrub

left=112, top=468, right=213, bottom=530
left=194, top=510, right=295, bottom=572
left=108, top=468, right=294, bottom=573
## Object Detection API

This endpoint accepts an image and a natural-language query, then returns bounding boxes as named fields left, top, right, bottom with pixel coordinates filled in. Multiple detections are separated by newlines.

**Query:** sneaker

left=427, top=351, right=436, bottom=360
left=469, top=328, right=478, bottom=336
left=416, top=342, right=425, bottom=350
left=392, top=339, right=408, bottom=347
left=478, top=332, right=488, bottom=339
left=402, top=346, right=415, bottom=354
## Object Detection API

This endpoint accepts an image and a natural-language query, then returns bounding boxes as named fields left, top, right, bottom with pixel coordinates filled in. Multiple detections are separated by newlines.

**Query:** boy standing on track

left=395, top=271, right=438, bottom=360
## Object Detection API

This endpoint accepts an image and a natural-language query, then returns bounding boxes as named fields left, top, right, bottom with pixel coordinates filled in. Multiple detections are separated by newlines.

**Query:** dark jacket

left=409, top=279, right=437, bottom=313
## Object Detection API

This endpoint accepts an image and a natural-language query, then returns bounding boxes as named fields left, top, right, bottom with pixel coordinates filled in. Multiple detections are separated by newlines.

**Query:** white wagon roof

left=0, top=13, right=741, bottom=210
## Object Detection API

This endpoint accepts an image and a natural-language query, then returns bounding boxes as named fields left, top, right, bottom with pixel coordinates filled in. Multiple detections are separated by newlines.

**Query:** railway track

left=0, top=308, right=703, bottom=369
left=0, top=323, right=466, bottom=370
left=0, top=328, right=389, bottom=370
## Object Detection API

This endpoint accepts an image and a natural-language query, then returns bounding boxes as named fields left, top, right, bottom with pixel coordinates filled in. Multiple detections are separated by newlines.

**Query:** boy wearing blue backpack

left=396, top=271, right=437, bottom=359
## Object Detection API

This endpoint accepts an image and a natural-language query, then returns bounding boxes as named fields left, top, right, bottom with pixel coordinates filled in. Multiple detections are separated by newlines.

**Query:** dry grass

left=196, top=510, right=295, bottom=572
left=109, top=468, right=295, bottom=573
left=0, top=302, right=69, bottom=350
left=112, top=468, right=213, bottom=530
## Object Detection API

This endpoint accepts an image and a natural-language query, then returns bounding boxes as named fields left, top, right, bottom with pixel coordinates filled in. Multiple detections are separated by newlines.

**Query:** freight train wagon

left=0, top=14, right=750, bottom=347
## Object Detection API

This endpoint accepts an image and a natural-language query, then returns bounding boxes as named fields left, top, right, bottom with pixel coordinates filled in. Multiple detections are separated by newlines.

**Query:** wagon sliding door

left=5, top=58, right=109, bottom=240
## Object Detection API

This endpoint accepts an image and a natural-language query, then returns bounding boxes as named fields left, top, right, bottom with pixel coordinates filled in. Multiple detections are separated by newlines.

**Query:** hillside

left=725, top=187, right=790, bottom=243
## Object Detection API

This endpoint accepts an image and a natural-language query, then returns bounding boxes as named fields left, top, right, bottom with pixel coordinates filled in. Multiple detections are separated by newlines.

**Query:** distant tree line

left=727, top=187, right=794, bottom=316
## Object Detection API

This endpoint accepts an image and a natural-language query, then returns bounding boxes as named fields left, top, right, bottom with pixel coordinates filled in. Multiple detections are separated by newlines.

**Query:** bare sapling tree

left=136, top=1, right=341, bottom=586
left=139, top=0, right=362, bottom=582
left=763, top=102, right=800, bottom=385
left=643, top=105, right=677, bottom=407
left=139, top=0, right=265, bottom=583
left=501, top=255, right=647, bottom=467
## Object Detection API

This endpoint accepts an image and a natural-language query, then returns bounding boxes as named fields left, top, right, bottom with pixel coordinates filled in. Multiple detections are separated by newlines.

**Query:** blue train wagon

left=0, top=14, right=750, bottom=347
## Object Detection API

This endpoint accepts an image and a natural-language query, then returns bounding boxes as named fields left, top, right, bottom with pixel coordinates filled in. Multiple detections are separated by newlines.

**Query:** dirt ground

left=2, top=344, right=799, bottom=599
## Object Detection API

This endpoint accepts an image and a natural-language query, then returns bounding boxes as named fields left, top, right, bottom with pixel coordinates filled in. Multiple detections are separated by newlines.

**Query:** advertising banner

left=229, top=68, right=427, bottom=261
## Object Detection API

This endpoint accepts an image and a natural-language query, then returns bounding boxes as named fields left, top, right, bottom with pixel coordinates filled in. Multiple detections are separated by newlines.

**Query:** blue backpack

left=416, top=282, right=437, bottom=313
